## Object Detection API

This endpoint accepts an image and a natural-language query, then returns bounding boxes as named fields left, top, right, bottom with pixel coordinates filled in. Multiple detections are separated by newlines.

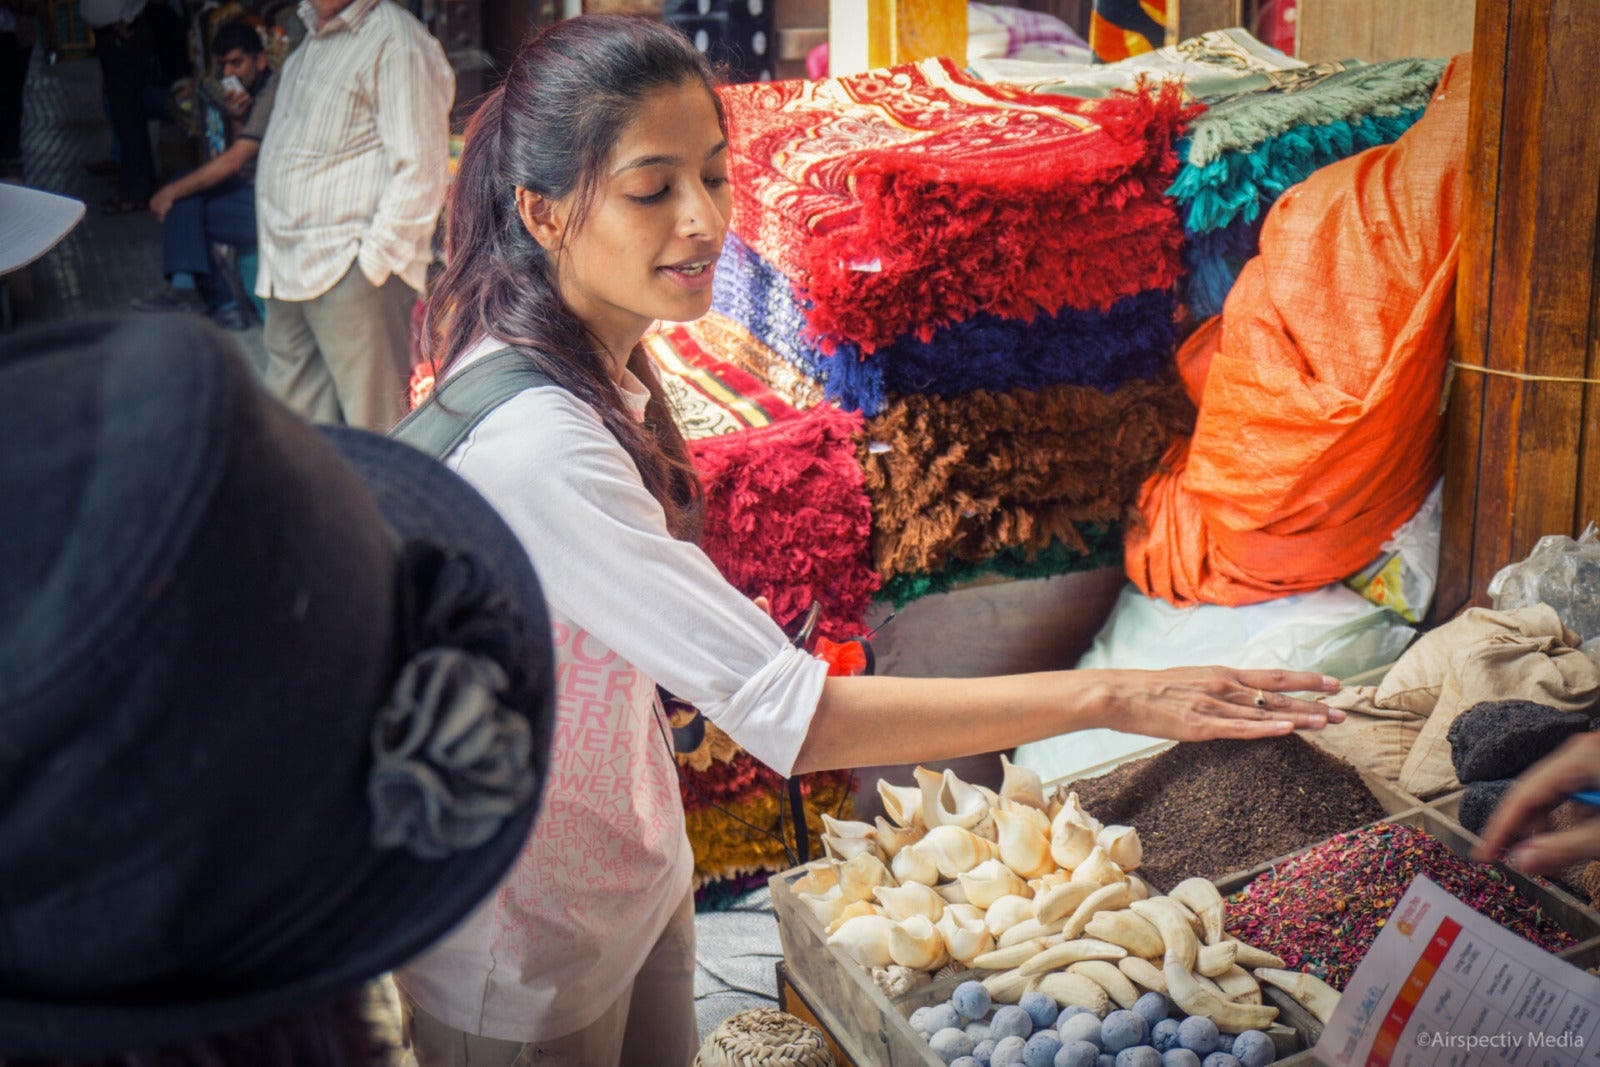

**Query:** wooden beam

left=1435, top=0, right=1600, bottom=621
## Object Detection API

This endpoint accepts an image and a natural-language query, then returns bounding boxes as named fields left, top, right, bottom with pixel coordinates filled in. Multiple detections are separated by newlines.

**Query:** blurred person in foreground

left=0, top=314, right=555, bottom=1065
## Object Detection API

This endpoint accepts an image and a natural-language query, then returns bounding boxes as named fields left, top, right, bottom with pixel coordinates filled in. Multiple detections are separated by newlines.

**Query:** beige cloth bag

left=1310, top=605, right=1600, bottom=798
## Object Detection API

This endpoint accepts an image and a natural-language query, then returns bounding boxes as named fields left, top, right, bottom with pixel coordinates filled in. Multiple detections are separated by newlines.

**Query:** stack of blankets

left=706, top=56, right=1197, bottom=608
left=1170, top=57, right=1447, bottom=317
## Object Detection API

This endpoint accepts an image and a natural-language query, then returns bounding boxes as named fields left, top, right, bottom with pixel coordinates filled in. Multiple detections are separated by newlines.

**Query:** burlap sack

left=1375, top=604, right=1574, bottom=714
left=1397, top=612, right=1600, bottom=798
left=1303, top=686, right=1425, bottom=783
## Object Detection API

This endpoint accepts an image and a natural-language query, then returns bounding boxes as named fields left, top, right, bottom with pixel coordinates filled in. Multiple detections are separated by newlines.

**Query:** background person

left=130, top=19, right=276, bottom=330
left=0, top=314, right=556, bottom=1064
left=390, top=17, right=1345, bottom=1067
left=79, top=0, right=154, bottom=213
left=254, top=0, right=453, bottom=431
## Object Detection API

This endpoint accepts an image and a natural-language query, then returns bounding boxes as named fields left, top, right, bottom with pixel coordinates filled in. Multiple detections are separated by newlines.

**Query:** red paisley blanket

left=721, top=57, right=1193, bottom=352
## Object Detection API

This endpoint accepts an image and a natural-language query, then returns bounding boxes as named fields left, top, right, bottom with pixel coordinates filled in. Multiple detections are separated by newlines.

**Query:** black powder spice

left=1066, top=734, right=1389, bottom=892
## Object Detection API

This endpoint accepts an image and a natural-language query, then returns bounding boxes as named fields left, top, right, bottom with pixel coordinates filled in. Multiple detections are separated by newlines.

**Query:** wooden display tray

left=767, top=726, right=1600, bottom=1065
left=766, top=750, right=1423, bottom=1065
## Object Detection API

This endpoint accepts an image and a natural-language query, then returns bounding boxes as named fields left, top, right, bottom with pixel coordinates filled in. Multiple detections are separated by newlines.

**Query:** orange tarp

left=1125, top=55, right=1472, bottom=607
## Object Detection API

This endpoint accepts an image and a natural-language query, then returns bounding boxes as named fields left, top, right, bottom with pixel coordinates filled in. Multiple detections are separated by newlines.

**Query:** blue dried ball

left=1025, top=1030, right=1064, bottom=1067
left=1202, top=1054, right=1241, bottom=1067
left=955, top=980, right=994, bottom=1021
left=1214, top=1035, right=1233, bottom=1055
left=1099, top=1054, right=1118, bottom=1067
left=992, top=1005, right=1035, bottom=1042
left=1058, top=1012, right=1103, bottom=1049
left=910, top=1006, right=933, bottom=1033
left=924, top=1003, right=962, bottom=1036
left=972, top=1038, right=999, bottom=1067
left=967, top=1020, right=994, bottom=1044
left=1101, top=1010, right=1150, bottom=1054
left=992, top=1034, right=1030, bottom=1067
left=932, top=1027, right=977, bottom=1064
left=1151, top=1019, right=1181, bottom=1054
left=952, top=1059, right=983, bottom=1067
left=1133, top=993, right=1169, bottom=1029
left=1021, top=991, right=1061, bottom=1031
left=1056, top=1005, right=1091, bottom=1030
left=1231, top=1030, right=1276, bottom=1067
left=1177, top=1016, right=1220, bottom=1056
left=1055, top=1040, right=1102, bottom=1067
left=1162, top=1050, right=1202, bottom=1067
left=1116, top=1047, right=1163, bottom=1067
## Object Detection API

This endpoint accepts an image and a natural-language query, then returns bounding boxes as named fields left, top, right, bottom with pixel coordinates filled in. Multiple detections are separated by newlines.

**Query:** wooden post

left=828, top=0, right=965, bottom=76
left=1433, top=0, right=1600, bottom=623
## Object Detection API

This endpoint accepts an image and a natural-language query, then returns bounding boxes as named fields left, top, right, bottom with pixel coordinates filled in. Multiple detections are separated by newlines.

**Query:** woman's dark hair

left=3, top=991, right=380, bottom=1067
left=210, top=19, right=263, bottom=58
left=428, top=15, right=722, bottom=541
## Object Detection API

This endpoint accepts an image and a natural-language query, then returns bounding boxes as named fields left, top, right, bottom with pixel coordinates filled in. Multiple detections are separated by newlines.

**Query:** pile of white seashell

left=787, top=760, right=1341, bottom=1035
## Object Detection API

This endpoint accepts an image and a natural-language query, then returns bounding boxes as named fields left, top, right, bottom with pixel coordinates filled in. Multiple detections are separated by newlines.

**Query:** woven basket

left=693, top=1009, right=835, bottom=1067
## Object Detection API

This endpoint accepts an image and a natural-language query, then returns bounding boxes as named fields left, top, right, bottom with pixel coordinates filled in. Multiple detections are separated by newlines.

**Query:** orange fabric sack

left=1126, top=55, right=1471, bottom=607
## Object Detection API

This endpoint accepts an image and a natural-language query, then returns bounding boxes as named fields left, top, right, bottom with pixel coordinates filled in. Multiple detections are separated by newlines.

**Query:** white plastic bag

left=1345, top=479, right=1443, bottom=623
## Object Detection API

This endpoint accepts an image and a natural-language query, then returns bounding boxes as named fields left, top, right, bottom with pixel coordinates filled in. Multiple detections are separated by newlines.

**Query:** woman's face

left=549, top=80, right=731, bottom=360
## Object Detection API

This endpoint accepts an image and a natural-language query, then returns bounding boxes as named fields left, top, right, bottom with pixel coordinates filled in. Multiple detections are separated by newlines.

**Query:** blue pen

left=1569, top=789, right=1600, bottom=808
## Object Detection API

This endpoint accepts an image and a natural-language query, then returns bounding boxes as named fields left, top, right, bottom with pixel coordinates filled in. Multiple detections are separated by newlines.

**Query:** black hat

left=0, top=316, right=556, bottom=1056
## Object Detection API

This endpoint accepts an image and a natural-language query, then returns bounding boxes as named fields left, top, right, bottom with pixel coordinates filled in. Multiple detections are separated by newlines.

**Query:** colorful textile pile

left=1171, top=57, right=1447, bottom=317
left=1125, top=55, right=1470, bottom=607
left=712, top=60, right=1194, bottom=596
left=643, top=324, right=870, bottom=898
left=722, top=57, right=1191, bottom=353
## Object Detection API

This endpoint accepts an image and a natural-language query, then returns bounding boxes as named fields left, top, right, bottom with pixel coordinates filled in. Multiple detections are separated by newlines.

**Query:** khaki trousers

left=261, top=263, right=418, bottom=432
left=400, top=890, right=699, bottom=1067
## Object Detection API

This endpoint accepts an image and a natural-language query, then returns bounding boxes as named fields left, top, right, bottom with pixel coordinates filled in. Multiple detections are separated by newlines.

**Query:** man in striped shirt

left=254, top=0, right=453, bottom=432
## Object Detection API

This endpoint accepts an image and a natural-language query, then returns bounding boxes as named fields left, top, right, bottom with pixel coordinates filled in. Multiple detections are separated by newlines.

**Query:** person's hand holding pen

left=1473, top=731, right=1600, bottom=875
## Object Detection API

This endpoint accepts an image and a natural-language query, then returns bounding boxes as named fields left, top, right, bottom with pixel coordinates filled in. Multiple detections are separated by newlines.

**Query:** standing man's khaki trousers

left=262, top=263, right=418, bottom=432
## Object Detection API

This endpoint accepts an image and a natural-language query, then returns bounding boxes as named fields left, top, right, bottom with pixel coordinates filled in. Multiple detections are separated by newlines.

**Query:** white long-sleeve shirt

left=254, top=0, right=453, bottom=300
left=392, top=340, right=828, bottom=1041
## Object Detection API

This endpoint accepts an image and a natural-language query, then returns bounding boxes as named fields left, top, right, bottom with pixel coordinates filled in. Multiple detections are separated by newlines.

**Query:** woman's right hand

left=1473, top=732, right=1600, bottom=875
left=1098, top=666, right=1344, bottom=742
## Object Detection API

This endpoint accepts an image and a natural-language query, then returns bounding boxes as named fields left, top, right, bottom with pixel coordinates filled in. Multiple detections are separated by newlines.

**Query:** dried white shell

left=914, top=766, right=988, bottom=832
left=1069, top=845, right=1125, bottom=887
left=824, top=900, right=878, bottom=936
left=957, top=858, right=1031, bottom=910
left=1096, top=825, right=1144, bottom=872
left=873, top=881, right=946, bottom=923
left=838, top=850, right=897, bottom=902
left=822, top=833, right=881, bottom=864
left=826, top=913, right=896, bottom=968
left=798, top=885, right=850, bottom=928
left=876, top=781, right=924, bottom=831
left=1049, top=816, right=1096, bottom=872
left=992, top=806, right=1054, bottom=880
left=999, top=754, right=1046, bottom=810
left=873, top=816, right=923, bottom=859
left=983, top=893, right=1038, bottom=937
left=936, top=908, right=995, bottom=964
left=789, top=861, right=838, bottom=897
left=889, top=914, right=950, bottom=971
left=919, top=824, right=1001, bottom=880
left=890, top=843, right=940, bottom=886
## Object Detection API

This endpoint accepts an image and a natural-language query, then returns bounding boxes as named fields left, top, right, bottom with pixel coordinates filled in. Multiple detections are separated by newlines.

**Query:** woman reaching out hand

left=390, top=17, right=1342, bottom=1066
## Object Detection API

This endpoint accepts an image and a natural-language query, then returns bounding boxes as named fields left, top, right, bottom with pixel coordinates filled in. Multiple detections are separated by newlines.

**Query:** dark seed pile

left=1447, top=700, right=1591, bottom=784
left=1067, top=734, right=1388, bottom=892
left=1226, top=822, right=1577, bottom=989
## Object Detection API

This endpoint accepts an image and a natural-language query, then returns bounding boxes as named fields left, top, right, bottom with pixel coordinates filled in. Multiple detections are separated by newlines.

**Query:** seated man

left=130, top=18, right=275, bottom=330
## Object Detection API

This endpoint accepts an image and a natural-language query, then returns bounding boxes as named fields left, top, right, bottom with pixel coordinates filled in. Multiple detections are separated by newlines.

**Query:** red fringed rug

left=647, top=324, right=880, bottom=640
left=720, top=57, right=1194, bottom=352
